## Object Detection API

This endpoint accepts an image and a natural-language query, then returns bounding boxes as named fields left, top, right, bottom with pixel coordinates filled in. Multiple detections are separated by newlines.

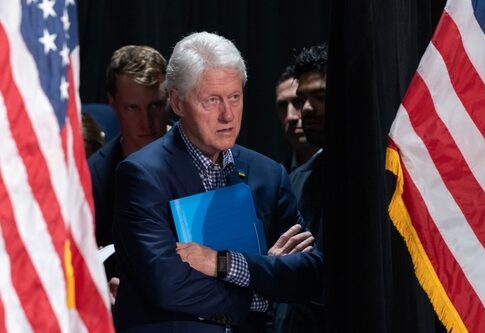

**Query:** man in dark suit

left=88, top=45, right=168, bottom=302
left=112, top=32, right=323, bottom=333
left=270, top=44, right=328, bottom=333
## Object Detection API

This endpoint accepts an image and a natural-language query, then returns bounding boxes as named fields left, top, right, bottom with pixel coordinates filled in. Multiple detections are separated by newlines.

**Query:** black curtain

left=323, top=0, right=446, bottom=332
left=77, top=0, right=329, bottom=163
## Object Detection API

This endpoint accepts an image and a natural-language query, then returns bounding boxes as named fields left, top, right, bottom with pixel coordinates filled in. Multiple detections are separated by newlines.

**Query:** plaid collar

left=178, top=122, right=235, bottom=191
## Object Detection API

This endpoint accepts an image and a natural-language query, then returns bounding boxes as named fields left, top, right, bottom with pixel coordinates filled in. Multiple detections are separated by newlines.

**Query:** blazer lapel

left=92, top=136, right=122, bottom=191
left=162, top=124, right=205, bottom=195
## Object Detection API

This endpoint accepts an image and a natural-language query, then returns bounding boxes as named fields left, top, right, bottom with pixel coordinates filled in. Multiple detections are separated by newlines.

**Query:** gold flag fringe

left=385, top=146, right=467, bottom=332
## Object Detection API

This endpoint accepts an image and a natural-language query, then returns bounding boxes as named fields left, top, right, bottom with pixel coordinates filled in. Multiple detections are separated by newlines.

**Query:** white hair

left=166, top=31, right=247, bottom=99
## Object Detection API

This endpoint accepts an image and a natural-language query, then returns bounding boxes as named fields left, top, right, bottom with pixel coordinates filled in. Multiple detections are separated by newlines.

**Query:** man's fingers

left=176, top=242, right=193, bottom=250
left=267, top=246, right=279, bottom=256
left=268, top=226, right=314, bottom=256
left=280, top=231, right=312, bottom=252
left=108, top=277, right=120, bottom=305
left=286, top=224, right=303, bottom=236
left=289, top=235, right=315, bottom=254
left=301, top=245, right=313, bottom=253
left=176, top=243, right=192, bottom=262
left=274, top=224, right=302, bottom=247
left=178, top=252, right=188, bottom=262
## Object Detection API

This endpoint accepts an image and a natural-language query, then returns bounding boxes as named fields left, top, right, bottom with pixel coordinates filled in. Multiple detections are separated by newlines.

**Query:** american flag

left=386, top=0, right=485, bottom=331
left=0, top=0, right=114, bottom=332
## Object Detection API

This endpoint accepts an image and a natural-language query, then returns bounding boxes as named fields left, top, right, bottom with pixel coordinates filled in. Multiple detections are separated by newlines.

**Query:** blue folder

left=170, top=183, right=267, bottom=254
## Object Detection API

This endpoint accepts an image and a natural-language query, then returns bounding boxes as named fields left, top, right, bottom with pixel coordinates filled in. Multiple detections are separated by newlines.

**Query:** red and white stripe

left=388, top=0, right=485, bottom=330
left=0, top=1, right=113, bottom=332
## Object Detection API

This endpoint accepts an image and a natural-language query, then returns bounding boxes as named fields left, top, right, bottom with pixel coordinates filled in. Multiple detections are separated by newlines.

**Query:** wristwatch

left=217, top=250, right=229, bottom=279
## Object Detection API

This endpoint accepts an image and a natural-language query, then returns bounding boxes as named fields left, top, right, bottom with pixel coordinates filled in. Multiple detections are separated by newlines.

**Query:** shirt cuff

left=224, top=251, right=250, bottom=287
left=250, top=293, right=269, bottom=312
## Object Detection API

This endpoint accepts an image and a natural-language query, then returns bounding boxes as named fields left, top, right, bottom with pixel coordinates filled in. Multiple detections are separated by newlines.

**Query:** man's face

left=296, top=70, right=326, bottom=147
left=275, top=78, right=309, bottom=149
left=109, top=74, right=167, bottom=156
left=171, top=68, right=243, bottom=162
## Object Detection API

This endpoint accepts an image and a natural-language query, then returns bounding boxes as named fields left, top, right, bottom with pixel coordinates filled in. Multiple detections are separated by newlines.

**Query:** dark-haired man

left=271, top=44, right=328, bottom=333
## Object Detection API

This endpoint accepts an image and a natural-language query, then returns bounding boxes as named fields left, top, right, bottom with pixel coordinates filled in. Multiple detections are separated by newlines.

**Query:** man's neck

left=179, top=122, right=222, bottom=164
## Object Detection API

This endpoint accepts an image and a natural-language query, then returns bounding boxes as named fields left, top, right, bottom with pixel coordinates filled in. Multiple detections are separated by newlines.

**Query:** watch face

left=217, top=251, right=228, bottom=278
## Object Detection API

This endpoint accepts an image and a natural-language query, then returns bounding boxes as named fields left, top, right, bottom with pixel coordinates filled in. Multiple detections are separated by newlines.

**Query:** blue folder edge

left=170, top=183, right=267, bottom=255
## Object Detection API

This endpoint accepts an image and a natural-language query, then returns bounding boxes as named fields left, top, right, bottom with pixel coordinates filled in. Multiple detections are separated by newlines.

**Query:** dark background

left=324, top=0, right=447, bottom=332
left=77, top=0, right=329, bottom=162
left=78, top=0, right=448, bottom=331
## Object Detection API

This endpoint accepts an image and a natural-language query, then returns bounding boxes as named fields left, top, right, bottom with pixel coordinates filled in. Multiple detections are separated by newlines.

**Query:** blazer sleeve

left=113, top=158, right=252, bottom=325
left=244, top=162, right=324, bottom=303
left=243, top=249, right=323, bottom=303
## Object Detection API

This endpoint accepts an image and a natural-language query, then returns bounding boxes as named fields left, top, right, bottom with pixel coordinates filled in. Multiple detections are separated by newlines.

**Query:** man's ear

left=169, top=89, right=184, bottom=118
left=107, top=93, right=121, bottom=118
left=107, top=93, right=116, bottom=108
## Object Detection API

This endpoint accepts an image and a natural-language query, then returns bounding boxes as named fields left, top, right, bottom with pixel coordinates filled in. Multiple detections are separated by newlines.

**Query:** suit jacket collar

left=161, top=123, right=205, bottom=195
left=162, top=123, right=249, bottom=193
left=96, top=134, right=122, bottom=159
left=90, top=135, right=122, bottom=189
left=294, top=149, right=324, bottom=173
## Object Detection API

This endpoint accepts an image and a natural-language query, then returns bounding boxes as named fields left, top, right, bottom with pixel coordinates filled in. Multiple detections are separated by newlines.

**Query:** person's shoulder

left=126, top=137, right=164, bottom=164
left=289, top=149, right=323, bottom=176
left=88, top=135, right=122, bottom=167
left=123, top=130, right=175, bottom=169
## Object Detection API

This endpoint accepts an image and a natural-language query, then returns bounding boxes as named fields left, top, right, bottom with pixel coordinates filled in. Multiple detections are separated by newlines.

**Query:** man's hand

left=268, top=224, right=314, bottom=256
left=108, top=277, right=120, bottom=305
left=176, top=242, right=218, bottom=277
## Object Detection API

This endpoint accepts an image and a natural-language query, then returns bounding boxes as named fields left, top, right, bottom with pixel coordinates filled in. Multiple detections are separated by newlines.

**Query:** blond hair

left=106, top=45, right=167, bottom=97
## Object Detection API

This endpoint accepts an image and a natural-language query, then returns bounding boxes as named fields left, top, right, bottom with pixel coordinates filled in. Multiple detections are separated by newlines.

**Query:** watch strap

left=217, top=250, right=229, bottom=279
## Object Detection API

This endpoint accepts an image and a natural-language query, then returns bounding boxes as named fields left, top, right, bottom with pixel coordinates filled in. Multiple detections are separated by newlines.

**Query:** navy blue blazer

left=88, top=136, right=123, bottom=279
left=289, top=150, right=324, bottom=250
left=112, top=124, right=323, bottom=332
